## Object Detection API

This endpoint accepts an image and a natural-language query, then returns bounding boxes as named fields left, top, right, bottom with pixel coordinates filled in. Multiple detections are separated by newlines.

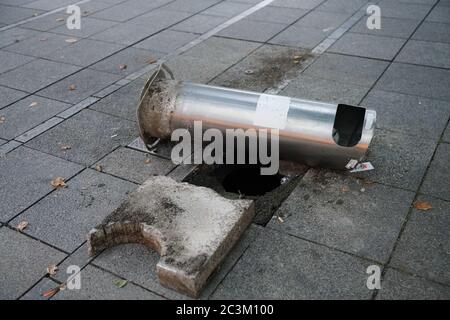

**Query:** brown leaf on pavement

left=60, top=144, right=71, bottom=150
left=413, top=200, right=432, bottom=211
left=29, top=101, right=39, bottom=107
left=68, top=84, right=76, bottom=91
left=95, top=165, right=103, bottom=172
left=65, top=38, right=78, bottom=43
left=41, top=286, right=60, bottom=298
left=0, top=116, right=5, bottom=124
left=46, top=265, right=58, bottom=275
left=17, top=220, right=29, bottom=231
left=51, top=177, right=66, bottom=189
left=144, top=158, right=151, bottom=164
left=147, top=58, right=157, bottom=64
left=119, top=64, right=127, bottom=70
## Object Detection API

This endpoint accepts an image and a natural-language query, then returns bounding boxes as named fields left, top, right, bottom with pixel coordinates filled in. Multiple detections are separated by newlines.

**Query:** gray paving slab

left=350, top=16, right=421, bottom=39
left=51, top=243, right=95, bottom=283
left=37, top=69, right=122, bottom=104
left=26, top=109, right=138, bottom=166
left=0, top=27, right=39, bottom=49
left=202, top=1, right=253, bottom=17
left=166, top=54, right=231, bottom=83
left=269, top=24, right=331, bottom=49
left=0, top=85, right=28, bottom=110
left=58, top=96, right=99, bottom=119
left=302, top=53, right=389, bottom=87
left=52, top=265, right=162, bottom=300
left=92, top=224, right=261, bottom=299
left=20, top=278, right=60, bottom=300
left=444, top=123, right=450, bottom=142
left=0, top=4, right=42, bottom=25
left=420, top=143, right=450, bottom=201
left=20, top=11, right=68, bottom=31
left=90, top=47, right=162, bottom=76
left=170, top=14, right=227, bottom=34
left=361, top=89, right=449, bottom=140
left=89, top=20, right=165, bottom=46
left=412, top=21, right=450, bottom=43
left=0, top=228, right=66, bottom=300
left=271, top=0, right=325, bottom=10
left=11, top=169, right=137, bottom=252
left=317, top=0, right=369, bottom=13
left=426, top=3, right=450, bottom=23
left=90, top=3, right=151, bottom=22
left=0, top=138, right=6, bottom=146
left=376, top=0, right=432, bottom=20
left=269, top=169, right=415, bottom=263
left=129, top=8, right=193, bottom=28
left=374, top=63, right=450, bottom=101
left=390, top=195, right=450, bottom=285
left=212, top=228, right=374, bottom=299
left=210, top=44, right=314, bottom=92
left=0, top=59, right=81, bottom=93
left=377, top=268, right=450, bottom=300
left=89, top=78, right=144, bottom=121
left=217, top=18, right=287, bottom=42
left=162, top=0, right=221, bottom=13
left=294, top=10, right=351, bottom=30
left=0, top=146, right=83, bottom=222
left=395, top=40, right=450, bottom=69
left=328, top=33, right=405, bottom=60
left=23, top=0, right=76, bottom=10
left=0, top=95, right=70, bottom=140
left=42, top=39, right=124, bottom=67
left=282, top=74, right=370, bottom=105
left=3, top=32, right=72, bottom=58
left=0, top=0, right=36, bottom=5
left=183, top=36, right=260, bottom=64
left=134, top=29, right=198, bottom=53
left=0, top=140, right=21, bottom=156
left=93, top=147, right=176, bottom=184
left=347, top=129, right=437, bottom=191
left=246, top=5, right=308, bottom=24
left=49, top=17, right=118, bottom=38
left=0, top=50, right=35, bottom=74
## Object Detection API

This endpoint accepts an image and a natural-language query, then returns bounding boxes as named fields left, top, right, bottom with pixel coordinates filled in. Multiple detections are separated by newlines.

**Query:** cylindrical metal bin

left=137, top=66, right=376, bottom=169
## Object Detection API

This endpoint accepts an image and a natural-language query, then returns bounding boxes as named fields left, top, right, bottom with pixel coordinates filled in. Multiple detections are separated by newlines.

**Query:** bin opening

left=332, top=104, right=366, bottom=147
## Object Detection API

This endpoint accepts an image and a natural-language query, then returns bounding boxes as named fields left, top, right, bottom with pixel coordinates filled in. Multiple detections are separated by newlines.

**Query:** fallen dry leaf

left=46, top=265, right=58, bottom=275
left=147, top=58, right=157, bottom=64
left=277, top=216, right=284, bottom=223
left=41, top=286, right=60, bottom=298
left=51, top=176, right=66, bottom=189
left=17, top=220, right=29, bottom=231
left=29, top=101, right=39, bottom=107
left=39, top=38, right=47, bottom=41
left=56, top=17, right=65, bottom=22
left=244, top=69, right=254, bottom=75
left=413, top=200, right=432, bottom=211
left=114, top=279, right=127, bottom=288
left=0, top=116, right=5, bottom=124
left=60, top=144, right=71, bottom=150
left=340, top=186, right=350, bottom=193
left=65, top=38, right=78, bottom=43
left=95, top=165, right=103, bottom=172
left=68, top=84, right=76, bottom=91
left=119, top=64, right=127, bottom=70
left=144, top=158, right=151, bottom=164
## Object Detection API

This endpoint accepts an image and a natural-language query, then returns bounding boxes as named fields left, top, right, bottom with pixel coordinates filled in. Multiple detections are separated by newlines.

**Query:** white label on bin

left=253, top=94, right=291, bottom=129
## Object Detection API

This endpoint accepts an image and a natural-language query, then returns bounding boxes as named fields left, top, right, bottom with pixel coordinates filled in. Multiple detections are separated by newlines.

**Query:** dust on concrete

left=212, top=47, right=313, bottom=91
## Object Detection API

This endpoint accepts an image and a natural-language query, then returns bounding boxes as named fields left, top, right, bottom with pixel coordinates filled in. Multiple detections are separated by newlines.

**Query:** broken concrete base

left=87, top=176, right=254, bottom=297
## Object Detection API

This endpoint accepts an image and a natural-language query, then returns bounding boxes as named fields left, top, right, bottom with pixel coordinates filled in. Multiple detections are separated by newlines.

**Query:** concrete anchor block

left=87, top=176, right=254, bottom=297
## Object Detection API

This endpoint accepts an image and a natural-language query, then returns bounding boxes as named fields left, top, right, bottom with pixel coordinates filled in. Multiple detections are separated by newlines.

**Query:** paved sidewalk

left=0, top=0, right=449, bottom=300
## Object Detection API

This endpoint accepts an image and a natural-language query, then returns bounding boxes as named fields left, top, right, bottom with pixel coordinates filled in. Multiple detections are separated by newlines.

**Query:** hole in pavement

left=222, top=166, right=283, bottom=196
left=184, top=164, right=305, bottom=225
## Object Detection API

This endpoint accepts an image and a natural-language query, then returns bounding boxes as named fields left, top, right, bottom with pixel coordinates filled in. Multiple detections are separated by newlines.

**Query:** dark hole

left=332, top=104, right=366, bottom=147
left=222, top=165, right=283, bottom=196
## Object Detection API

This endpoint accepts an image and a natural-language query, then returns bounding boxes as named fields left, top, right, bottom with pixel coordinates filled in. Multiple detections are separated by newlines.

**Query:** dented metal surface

left=137, top=67, right=376, bottom=169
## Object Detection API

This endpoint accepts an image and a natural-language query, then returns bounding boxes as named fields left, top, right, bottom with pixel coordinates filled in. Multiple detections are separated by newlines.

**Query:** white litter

left=350, top=162, right=374, bottom=173
left=345, top=159, right=359, bottom=169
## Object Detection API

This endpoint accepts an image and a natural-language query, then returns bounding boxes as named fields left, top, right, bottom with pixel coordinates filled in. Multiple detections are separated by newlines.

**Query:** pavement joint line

left=266, top=2, right=372, bottom=95
left=0, top=140, right=22, bottom=156
left=0, top=0, right=93, bottom=32
left=57, top=96, right=99, bottom=119
left=15, top=117, right=64, bottom=143
left=368, top=1, right=445, bottom=300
